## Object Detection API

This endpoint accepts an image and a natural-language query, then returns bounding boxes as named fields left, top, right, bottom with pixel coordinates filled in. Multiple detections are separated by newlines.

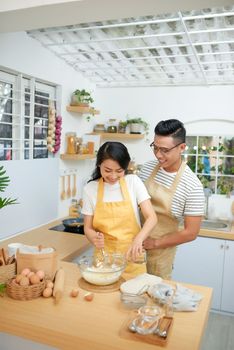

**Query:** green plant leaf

left=0, top=165, right=18, bottom=209
left=0, top=197, right=18, bottom=209
left=0, top=166, right=10, bottom=192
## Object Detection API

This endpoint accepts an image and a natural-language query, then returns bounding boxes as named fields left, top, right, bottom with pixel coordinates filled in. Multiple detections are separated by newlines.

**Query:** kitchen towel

left=148, top=282, right=203, bottom=312
left=120, top=273, right=162, bottom=295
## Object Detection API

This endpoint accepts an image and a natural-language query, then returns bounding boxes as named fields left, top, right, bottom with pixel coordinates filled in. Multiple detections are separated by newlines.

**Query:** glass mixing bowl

left=78, top=253, right=126, bottom=286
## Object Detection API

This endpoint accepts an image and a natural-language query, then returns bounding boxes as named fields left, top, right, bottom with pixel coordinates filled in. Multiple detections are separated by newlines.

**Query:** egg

left=70, top=289, right=79, bottom=298
left=15, top=274, right=24, bottom=284
left=30, top=274, right=40, bottom=285
left=84, top=292, right=94, bottom=301
left=43, top=287, right=53, bottom=298
left=36, top=270, right=45, bottom=280
left=19, top=276, right=30, bottom=286
left=28, top=271, right=35, bottom=278
left=21, top=268, right=31, bottom=276
left=46, top=281, right=54, bottom=289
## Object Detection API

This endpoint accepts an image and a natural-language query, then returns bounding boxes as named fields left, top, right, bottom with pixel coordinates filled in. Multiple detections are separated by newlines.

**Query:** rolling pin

left=53, top=268, right=65, bottom=304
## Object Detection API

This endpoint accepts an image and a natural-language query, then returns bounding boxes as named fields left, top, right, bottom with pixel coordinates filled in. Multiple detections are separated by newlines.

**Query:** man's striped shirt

left=139, top=160, right=205, bottom=219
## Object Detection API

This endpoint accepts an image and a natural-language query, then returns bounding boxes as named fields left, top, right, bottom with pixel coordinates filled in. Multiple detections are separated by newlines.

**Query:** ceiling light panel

left=27, top=5, right=234, bottom=87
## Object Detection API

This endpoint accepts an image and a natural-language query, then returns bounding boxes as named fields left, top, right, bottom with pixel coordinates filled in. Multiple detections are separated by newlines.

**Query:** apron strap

left=96, top=177, right=131, bottom=202
left=146, top=161, right=186, bottom=195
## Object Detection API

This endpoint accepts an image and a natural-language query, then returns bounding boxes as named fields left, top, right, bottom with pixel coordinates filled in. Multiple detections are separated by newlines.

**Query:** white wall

left=0, top=31, right=97, bottom=238
left=94, top=86, right=234, bottom=165
left=0, top=31, right=233, bottom=239
left=94, top=85, right=234, bottom=220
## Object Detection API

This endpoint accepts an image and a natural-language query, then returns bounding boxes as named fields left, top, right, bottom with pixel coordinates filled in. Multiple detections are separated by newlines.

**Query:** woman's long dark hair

left=89, top=142, right=131, bottom=182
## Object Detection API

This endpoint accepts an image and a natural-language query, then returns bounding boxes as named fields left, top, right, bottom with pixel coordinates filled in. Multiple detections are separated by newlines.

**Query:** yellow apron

left=93, top=177, right=146, bottom=277
left=144, top=161, right=186, bottom=279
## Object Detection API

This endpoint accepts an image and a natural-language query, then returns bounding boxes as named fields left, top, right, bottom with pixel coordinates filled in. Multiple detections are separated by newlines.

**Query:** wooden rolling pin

left=53, top=268, right=65, bottom=304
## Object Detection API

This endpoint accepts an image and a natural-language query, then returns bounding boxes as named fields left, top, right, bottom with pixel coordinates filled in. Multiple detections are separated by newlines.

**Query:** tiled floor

left=201, top=312, right=234, bottom=350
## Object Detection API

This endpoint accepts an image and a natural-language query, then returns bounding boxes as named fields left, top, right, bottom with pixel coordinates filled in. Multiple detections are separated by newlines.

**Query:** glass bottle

left=107, top=119, right=117, bottom=133
left=66, top=132, right=77, bottom=154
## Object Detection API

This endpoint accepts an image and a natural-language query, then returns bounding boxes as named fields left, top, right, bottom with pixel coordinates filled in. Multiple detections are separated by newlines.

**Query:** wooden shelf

left=60, top=153, right=96, bottom=160
left=66, top=105, right=100, bottom=115
left=86, top=132, right=145, bottom=140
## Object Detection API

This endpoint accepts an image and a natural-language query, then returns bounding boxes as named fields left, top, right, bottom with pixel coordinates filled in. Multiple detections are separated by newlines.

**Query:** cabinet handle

left=226, top=245, right=229, bottom=250
left=220, top=244, right=224, bottom=249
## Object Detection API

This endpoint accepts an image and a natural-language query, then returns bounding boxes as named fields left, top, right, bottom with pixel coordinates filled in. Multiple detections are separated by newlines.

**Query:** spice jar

left=107, top=119, right=117, bottom=133
left=66, top=132, right=77, bottom=154
left=93, top=124, right=105, bottom=133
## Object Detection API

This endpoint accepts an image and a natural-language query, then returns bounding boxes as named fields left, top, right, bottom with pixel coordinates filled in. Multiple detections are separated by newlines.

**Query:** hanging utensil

left=67, top=174, right=71, bottom=199
left=72, top=173, right=77, bottom=197
left=60, top=176, right=66, bottom=200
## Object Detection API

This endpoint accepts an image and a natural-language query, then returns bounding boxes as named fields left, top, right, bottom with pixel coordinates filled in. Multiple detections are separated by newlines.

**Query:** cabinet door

left=221, top=240, right=234, bottom=313
left=172, top=236, right=224, bottom=310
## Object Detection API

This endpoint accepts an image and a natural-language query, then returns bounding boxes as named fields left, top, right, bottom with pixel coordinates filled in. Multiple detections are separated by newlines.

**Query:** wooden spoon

left=72, top=173, right=77, bottom=197
left=66, top=174, right=71, bottom=199
left=60, top=176, right=66, bottom=200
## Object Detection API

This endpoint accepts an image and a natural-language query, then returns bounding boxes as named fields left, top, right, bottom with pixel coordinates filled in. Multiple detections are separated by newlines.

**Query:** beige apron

left=144, top=161, right=186, bottom=279
left=93, top=177, right=146, bottom=278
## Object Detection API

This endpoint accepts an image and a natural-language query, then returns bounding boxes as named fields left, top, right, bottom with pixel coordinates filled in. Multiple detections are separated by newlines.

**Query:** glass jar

left=75, top=137, right=83, bottom=154
left=132, top=305, right=161, bottom=335
left=93, top=124, right=105, bottom=133
left=107, top=119, right=117, bottom=133
left=66, top=132, right=77, bottom=154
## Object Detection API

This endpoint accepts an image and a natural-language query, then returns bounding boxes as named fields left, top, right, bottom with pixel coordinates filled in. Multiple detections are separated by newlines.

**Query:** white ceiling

left=27, top=5, right=234, bottom=87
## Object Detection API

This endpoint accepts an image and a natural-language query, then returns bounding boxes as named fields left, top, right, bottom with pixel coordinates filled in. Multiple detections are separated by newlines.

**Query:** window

left=184, top=135, right=234, bottom=195
left=0, top=68, right=58, bottom=160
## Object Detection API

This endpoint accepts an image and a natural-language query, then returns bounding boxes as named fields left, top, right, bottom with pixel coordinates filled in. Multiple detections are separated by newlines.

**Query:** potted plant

left=0, top=165, right=18, bottom=209
left=70, top=89, right=94, bottom=107
left=118, top=121, right=127, bottom=133
left=126, top=117, right=149, bottom=135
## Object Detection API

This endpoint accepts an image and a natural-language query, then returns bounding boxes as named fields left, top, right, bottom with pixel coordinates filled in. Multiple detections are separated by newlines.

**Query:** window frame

left=0, top=67, right=60, bottom=161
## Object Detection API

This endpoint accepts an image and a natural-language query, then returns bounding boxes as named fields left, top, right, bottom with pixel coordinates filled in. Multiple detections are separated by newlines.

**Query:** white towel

left=8, top=243, right=54, bottom=255
left=120, top=273, right=162, bottom=295
left=148, top=283, right=203, bottom=312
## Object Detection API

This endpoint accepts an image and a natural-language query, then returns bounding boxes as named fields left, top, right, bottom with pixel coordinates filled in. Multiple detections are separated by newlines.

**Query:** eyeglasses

left=150, top=141, right=184, bottom=155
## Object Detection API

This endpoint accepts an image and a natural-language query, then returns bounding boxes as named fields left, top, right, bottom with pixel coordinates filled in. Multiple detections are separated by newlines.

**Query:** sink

left=201, top=220, right=231, bottom=232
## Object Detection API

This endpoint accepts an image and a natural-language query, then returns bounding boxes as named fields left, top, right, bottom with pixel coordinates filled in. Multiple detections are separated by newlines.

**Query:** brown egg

left=84, top=292, right=94, bottom=301
left=30, top=274, right=40, bottom=285
left=15, top=274, right=24, bottom=284
left=19, top=276, right=30, bottom=286
left=43, top=287, right=53, bottom=298
left=21, top=268, right=31, bottom=276
left=70, top=289, right=79, bottom=298
left=46, top=281, right=54, bottom=289
left=36, top=270, right=45, bottom=280
left=28, top=271, right=35, bottom=278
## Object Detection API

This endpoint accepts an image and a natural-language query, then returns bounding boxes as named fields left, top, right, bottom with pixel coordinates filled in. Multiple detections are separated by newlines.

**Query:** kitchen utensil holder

left=6, top=277, right=46, bottom=300
left=0, top=262, right=16, bottom=284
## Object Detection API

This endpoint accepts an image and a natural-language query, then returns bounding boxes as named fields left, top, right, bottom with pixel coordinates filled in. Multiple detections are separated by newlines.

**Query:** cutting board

left=119, top=313, right=173, bottom=346
left=78, top=277, right=125, bottom=293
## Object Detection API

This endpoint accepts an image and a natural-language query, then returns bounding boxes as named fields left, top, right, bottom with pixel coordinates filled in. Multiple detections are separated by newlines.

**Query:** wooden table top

left=0, top=260, right=212, bottom=350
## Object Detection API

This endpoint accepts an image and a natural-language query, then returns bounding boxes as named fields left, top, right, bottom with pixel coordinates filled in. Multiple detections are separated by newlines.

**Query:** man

left=139, top=119, right=205, bottom=279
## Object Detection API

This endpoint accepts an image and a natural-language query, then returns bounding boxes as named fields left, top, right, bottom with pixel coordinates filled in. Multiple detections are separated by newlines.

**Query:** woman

left=81, top=141, right=157, bottom=277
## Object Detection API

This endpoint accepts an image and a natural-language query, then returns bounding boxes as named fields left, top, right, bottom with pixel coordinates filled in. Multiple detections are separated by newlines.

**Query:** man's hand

left=143, top=237, right=157, bottom=250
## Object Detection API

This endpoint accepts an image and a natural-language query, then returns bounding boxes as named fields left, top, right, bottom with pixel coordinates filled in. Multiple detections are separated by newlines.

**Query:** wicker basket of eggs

left=6, top=268, right=46, bottom=300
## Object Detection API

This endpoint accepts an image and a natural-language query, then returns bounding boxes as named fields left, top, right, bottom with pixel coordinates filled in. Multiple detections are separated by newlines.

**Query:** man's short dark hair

left=154, top=119, right=186, bottom=143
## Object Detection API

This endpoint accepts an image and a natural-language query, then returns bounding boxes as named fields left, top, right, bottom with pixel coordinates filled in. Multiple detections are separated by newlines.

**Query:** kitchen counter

left=0, top=218, right=213, bottom=350
left=198, top=223, right=234, bottom=240
left=0, top=260, right=212, bottom=350
left=0, top=218, right=91, bottom=262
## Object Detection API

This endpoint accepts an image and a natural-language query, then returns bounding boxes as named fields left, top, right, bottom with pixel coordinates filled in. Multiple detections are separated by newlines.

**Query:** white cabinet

left=221, top=240, right=234, bottom=313
left=172, top=236, right=234, bottom=313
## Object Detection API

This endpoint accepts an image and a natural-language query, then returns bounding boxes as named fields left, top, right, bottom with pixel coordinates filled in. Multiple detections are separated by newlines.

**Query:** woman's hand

left=126, top=236, right=143, bottom=262
left=93, top=231, right=105, bottom=249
